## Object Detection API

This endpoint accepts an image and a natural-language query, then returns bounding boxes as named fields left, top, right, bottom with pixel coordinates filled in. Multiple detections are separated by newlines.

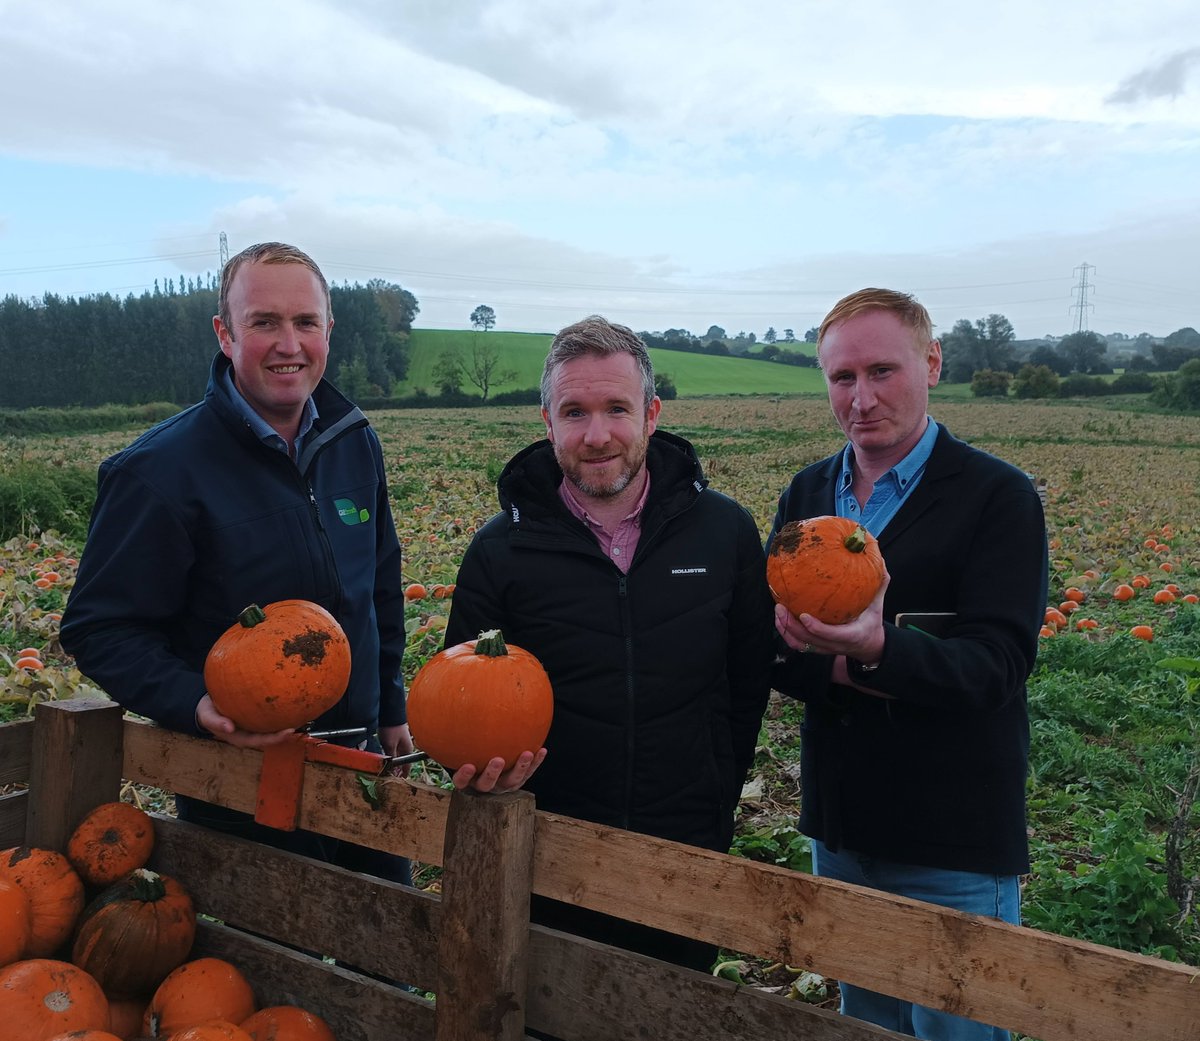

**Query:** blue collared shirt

left=836, top=417, right=938, bottom=537
left=222, top=366, right=318, bottom=462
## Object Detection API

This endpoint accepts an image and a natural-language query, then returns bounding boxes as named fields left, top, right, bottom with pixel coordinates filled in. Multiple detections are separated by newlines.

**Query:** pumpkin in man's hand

left=767, top=515, right=886, bottom=625
left=204, top=600, right=351, bottom=732
left=407, top=629, right=553, bottom=771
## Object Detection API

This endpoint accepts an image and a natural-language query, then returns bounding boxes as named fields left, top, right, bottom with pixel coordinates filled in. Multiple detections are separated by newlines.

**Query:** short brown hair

left=217, top=242, right=332, bottom=333
left=540, top=315, right=656, bottom=411
left=817, top=288, right=935, bottom=359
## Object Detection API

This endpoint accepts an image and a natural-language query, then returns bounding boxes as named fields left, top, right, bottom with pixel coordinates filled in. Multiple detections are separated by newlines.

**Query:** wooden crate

left=1, top=699, right=1196, bottom=1041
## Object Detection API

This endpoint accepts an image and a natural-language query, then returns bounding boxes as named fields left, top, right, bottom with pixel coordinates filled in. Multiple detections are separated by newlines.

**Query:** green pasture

left=402, top=329, right=829, bottom=397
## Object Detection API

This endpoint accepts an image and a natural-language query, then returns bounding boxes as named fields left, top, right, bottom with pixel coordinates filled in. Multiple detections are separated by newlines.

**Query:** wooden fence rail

left=1, top=700, right=1196, bottom=1041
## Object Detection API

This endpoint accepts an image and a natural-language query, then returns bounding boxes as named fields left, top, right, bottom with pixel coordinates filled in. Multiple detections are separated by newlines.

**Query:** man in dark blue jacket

left=770, top=288, right=1047, bottom=1041
left=61, top=242, right=411, bottom=881
left=446, top=315, right=775, bottom=976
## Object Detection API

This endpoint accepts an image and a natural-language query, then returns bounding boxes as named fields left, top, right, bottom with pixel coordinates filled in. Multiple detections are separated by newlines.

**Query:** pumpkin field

left=2, top=393, right=1199, bottom=983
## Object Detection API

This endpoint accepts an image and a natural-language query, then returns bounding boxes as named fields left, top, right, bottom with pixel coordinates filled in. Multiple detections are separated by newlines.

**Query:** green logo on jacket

left=335, top=498, right=370, bottom=525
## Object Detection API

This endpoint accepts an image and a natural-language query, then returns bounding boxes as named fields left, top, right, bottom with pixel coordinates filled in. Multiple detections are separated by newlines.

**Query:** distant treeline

left=0, top=278, right=418, bottom=409
left=640, top=328, right=818, bottom=367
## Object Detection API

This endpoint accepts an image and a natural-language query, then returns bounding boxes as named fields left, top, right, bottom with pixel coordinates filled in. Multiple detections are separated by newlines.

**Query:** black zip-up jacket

left=445, top=430, right=775, bottom=852
left=770, top=424, right=1048, bottom=875
left=61, top=353, right=407, bottom=737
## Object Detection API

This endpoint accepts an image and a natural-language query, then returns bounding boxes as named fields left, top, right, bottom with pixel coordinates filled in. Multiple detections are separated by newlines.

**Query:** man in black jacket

left=770, top=288, right=1047, bottom=1041
left=446, top=315, right=775, bottom=971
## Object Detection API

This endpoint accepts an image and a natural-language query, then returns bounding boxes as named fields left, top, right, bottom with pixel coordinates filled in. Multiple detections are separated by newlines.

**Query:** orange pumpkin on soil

left=0, top=847, right=86, bottom=957
left=72, top=868, right=196, bottom=997
left=766, top=517, right=886, bottom=625
left=407, top=629, right=554, bottom=771
left=203, top=601, right=351, bottom=732
left=67, top=801, right=156, bottom=888
left=0, top=875, right=32, bottom=967
left=0, top=958, right=111, bottom=1041
left=144, top=957, right=256, bottom=1037
left=242, top=1005, right=337, bottom=1041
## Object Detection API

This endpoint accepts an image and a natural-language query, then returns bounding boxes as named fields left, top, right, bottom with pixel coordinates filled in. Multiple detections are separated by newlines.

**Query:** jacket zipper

left=618, top=573, right=635, bottom=830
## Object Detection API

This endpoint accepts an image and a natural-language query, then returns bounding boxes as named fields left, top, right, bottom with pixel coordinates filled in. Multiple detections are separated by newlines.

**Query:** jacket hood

left=496, top=428, right=707, bottom=520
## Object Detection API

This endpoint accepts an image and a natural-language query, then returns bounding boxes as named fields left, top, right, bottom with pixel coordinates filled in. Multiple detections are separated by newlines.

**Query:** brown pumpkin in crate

left=242, top=1004, right=337, bottom=1040
left=72, top=868, right=196, bottom=997
left=67, top=801, right=156, bottom=888
left=766, top=516, right=886, bottom=624
left=407, top=629, right=553, bottom=771
left=144, top=957, right=256, bottom=1037
left=203, top=600, right=352, bottom=732
left=0, top=846, right=86, bottom=957
left=0, top=958, right=111, bottom=1041
left=106, top=994, right=148, bottom=1039
left=0, top=874, right=32, bottom=967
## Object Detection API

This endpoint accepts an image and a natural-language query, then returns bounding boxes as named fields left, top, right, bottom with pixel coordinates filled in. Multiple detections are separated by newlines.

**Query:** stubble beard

left=558, top=426, right=651, bottom=500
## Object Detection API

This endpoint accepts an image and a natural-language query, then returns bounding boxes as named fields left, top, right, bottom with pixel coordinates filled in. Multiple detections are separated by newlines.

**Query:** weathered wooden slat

left=437, top=790, right=536, bottom=1041
left=121, top=719, right=449, bottom=863
left=191, top=918, right=435, bottom=1041
left=529, top=814, right=1200, bottom=1041
left=0, top=789, right=27, bottom=848
left=526, top=926, right=899, bottom=1041
left=25, top=699, right=123, bottom=848
left=0, top=716, right=32, bottom=785
left=149, top=813, right=440, bottom=992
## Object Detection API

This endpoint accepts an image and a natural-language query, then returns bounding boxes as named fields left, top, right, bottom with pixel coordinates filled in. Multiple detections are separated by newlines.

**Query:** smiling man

left=62, top=242, right=412, bottom=886
left=445, top=316, right=774, bottom=989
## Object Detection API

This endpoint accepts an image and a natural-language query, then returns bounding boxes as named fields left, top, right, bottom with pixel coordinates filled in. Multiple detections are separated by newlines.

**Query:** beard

left=557, top=424, right=652, bottom=500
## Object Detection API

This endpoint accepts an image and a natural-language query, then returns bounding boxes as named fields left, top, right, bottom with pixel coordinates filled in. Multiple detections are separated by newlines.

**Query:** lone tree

left=442, top=342, right=517, bottom=402
left=470, top=304, right=496, bottom=332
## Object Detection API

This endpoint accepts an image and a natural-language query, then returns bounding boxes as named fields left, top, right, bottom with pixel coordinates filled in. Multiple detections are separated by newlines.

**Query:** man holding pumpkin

left=445, top=314, right=776, bottom=974
left=769, top=288, right=1048, bottom=1041
left=61, top=241, right=412, bottom=884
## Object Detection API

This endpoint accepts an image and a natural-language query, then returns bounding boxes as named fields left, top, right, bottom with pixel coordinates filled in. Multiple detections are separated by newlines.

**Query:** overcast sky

left=2, top=1, right=1198, bottom=339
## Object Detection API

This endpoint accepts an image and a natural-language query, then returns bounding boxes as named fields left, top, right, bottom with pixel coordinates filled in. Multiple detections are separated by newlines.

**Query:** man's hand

left=195, top=694, right=295, bottom=748
left=380, top=723, right=415, bottom=777
left=451, top=748, right=548, bottom=794
left=774, top=569, right=890, bottom=663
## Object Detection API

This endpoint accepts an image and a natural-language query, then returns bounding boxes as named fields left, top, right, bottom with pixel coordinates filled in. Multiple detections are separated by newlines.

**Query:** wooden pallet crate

left=1, top=699, right=1196, bottom=1041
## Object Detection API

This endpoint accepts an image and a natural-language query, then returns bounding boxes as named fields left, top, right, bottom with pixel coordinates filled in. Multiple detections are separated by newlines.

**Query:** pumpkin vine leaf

left=356, top=772, right=381, bottom=809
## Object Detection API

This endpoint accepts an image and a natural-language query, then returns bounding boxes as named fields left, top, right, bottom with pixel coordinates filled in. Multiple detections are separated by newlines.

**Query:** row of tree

left=0, top=278, right=418, bottom=409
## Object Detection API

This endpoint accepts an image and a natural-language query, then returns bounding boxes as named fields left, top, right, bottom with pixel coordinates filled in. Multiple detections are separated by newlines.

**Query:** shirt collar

left=559, top=467, right=652, bottom=533
left=838, top=416, right=938, bottom=493
left=223, top=365, right=318, bottom=457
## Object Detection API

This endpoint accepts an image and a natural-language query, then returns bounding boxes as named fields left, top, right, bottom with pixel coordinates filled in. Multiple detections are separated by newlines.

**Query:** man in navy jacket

left=62, top=242, right=411, bottom=880
left=770, top=289, right=1047, bottom=1041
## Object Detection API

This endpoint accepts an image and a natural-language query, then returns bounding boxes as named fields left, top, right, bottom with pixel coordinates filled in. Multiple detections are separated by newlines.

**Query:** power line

left=1070, top=263, right=1095, bottom=333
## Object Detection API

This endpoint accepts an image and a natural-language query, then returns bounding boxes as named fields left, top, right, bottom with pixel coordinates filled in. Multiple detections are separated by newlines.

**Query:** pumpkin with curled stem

left=71, top=868, right=196, bottom=998
left=203, top=600, right=351, bottom=732
left=767, top=516, right=886, bottom=625
left=407, top=629, right=553, bottom=771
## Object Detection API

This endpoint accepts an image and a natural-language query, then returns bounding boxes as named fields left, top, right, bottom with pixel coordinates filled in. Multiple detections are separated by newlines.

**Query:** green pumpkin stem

left=843, top=526, right=869, bottom=554
left=474, top=629, right=509, bottom=657
left=127, top=867, right=167, bottom=902
left=236, top=603, right=268, bottom=628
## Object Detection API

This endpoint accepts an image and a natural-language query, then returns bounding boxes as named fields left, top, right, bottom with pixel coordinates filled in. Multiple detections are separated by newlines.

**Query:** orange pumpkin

left=0, top=958, right=110, bottom=1041
left=203, top=601, right=351, bottom=732
left=766, top=516, right=886, bottom=625
left=1111, top=584, right=1135, bottom=602
left=44, top=1032, right=124, bottom=1041
left=0, top=847, right=86, bottom=957
left=67, top=801, right=156, bottom=888
left=171, top=1023, right=255, bottom=1041
left=1130, top=625, right=1154, bottom=642
left=407, top=629, right=554, bottom=771
left=242, top=1005, right=337, bottom=1041
left=72, top=868, right=196, bottom=997
left=144, top=957, right=256, bottom=1037
left=0, top=875, right=32, bottom=967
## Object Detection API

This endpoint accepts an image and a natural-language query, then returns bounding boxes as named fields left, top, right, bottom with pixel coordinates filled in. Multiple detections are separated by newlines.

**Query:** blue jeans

left=812, top=840, right=1019, bottom=1041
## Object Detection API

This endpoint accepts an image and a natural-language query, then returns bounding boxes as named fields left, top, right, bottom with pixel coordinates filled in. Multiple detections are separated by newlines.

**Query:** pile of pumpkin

left=0, top=801, right=336, bottom=1041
